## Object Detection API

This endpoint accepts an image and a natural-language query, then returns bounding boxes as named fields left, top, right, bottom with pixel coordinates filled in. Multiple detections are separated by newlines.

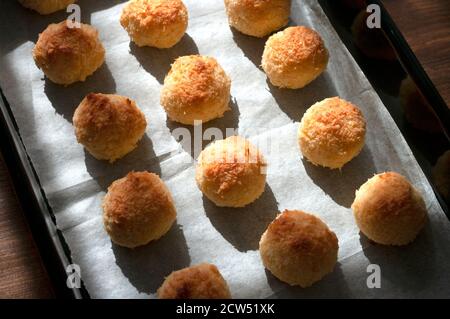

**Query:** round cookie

left=298, top=97, right=366, bottom=169
left=18, top=0, right=77, bottom=15
left=195, top=136, right=266, bottom=207
left=33, top=21, right=105, bottom=85
left=102, top=171, right=177, bottom=248
left=262, top=26, right=329, bottom=89
left=157, top=263, right=231, bottom=299
left=224, top=0, right=291, bottom=38
left=120, top=0, right=188, bottom=48
left=351, top=10, right=397, bottom=61
left=399, top=76, right=442, bottom=133
left=259, top=210, right=338, bottom=287
left=433, top=150, right=450, bottom=202
left=161, top=55, right=231, bottom=125
left=352, top=172, right=428, bottom=245
left=73, top=93, right=147, bottom=163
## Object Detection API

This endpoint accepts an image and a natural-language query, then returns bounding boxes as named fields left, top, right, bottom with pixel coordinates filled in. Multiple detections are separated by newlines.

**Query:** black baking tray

left=0, top=0, right=448, bottom=298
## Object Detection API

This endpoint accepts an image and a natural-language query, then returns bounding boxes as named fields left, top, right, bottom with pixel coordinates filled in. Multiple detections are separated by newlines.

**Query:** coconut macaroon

left=195, top=136, right=266, bottom=207
left=352, top=172, right=428, bottom=246
left=224, top=0, right=291, bottom=38
left=120, top=0, right=188, bottom=48
left=157, top=263, right=231, bottom=299
left=262, top=26, right=329, bottom=89
left=103, top=171, right=177, bottom=248
left=73, top=93, right=147, bottom=163
left=351, top=10, right=396, bottom=61
left=33, top=21, right=105, bottom=85
left=399, top=76, right=441, bottom=133
left=18, top=0, right=76, bottom=15
left=298, top=97, right=366, bottom=169
left=260, top=210, right=338, bottom=287
left=433, top=151, right=450, bottom=202
left=161, top=55, right=231, bottom=125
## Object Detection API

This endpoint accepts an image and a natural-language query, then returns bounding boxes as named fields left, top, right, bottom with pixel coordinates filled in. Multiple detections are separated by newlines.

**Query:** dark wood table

left=0, top=0, right=448, bottom=298
left=0, top=153, right=53, bottom=298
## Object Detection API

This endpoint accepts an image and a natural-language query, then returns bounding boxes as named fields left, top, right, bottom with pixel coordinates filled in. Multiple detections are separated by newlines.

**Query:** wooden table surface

left=0, top=153, right=53, bottom=298
left=0, top=0, right=449, bottom=298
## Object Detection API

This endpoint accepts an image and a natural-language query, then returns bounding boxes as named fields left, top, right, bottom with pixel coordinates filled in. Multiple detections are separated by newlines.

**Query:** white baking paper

left=1, top=0, right=449, bottom=298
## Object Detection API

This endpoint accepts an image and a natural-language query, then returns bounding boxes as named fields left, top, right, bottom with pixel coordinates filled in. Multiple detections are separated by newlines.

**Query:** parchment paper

left=1, top=0, right=449, bottom=298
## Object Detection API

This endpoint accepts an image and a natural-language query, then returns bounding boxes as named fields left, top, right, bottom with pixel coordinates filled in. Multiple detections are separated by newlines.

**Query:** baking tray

left=0, top=0, right=448, bottom=298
